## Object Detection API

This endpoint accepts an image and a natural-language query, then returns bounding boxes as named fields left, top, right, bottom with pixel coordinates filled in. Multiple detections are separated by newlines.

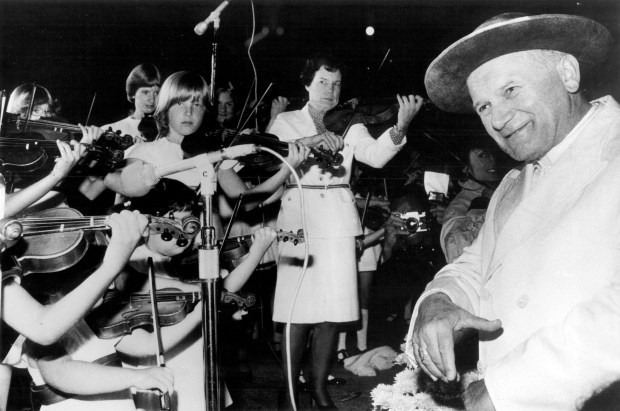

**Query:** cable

left=256, top=147, right=307, bottom=411
left=247, top=0, right=259, bottom=130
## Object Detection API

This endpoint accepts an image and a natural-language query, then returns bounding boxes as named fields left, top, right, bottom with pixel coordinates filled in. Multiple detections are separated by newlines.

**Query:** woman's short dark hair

left=126, top=63, right=162, bottom=102
left=300, top=54, right=346, bottom=87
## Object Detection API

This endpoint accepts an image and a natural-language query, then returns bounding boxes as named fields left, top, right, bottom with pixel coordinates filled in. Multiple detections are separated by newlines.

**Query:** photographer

left=377, top=187, right=444, bottom=325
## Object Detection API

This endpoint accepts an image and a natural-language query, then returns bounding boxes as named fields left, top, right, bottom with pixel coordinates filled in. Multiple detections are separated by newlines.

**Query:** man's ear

left=557, top=54, right=581, bottom=93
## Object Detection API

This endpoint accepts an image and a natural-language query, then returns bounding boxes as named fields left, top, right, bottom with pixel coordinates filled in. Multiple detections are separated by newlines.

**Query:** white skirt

left=273, top=236, right=359, bottom=323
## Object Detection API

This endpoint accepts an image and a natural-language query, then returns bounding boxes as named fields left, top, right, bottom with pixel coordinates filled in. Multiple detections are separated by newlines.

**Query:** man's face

left=467, top=51, right=573, bottom=162
left=306, top=66, right=341, bottom=111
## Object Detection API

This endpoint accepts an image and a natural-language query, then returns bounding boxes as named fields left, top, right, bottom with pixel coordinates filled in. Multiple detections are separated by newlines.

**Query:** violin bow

left=85, top=92, right=97, bottom=126
left=228, top=83, right=273, bottom=147
left=148, top=257, right=172, bottom=410
left=360, top=191, right=371, bottom=228
left=219, top=193, right=243, bottom=257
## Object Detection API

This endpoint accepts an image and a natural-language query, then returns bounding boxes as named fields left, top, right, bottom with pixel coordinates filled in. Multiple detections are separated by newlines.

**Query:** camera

left=398, top=211, right=428, bottom=233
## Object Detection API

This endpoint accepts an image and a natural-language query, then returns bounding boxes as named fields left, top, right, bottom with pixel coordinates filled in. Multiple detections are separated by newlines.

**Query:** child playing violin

left=119, top=178, right=278, bottom=410
left=4, top=83, right=104, bottom=215
left=15, top=178, right=278, bottom=411
left=0, top=210, right=148, bottom=409
left=103, top=70, right=310, bottom=215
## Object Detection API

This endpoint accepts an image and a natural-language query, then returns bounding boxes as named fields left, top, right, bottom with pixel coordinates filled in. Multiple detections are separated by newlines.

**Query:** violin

left=136, top=114, right=158, bottom=142
left=0, top=207, right=188, bottom=276
left=171, top=229, right=304, bottom=275
left=230, top=132, right=344, bottom=169
left=0, top=128, right=133, bottom=175
left=323, top=97, right=433, bottom=137
left=324, top=101, right=398, bottom=137
left=219, top=229, right=304, bottom=271
left=86, top=287, right=257, bottom=339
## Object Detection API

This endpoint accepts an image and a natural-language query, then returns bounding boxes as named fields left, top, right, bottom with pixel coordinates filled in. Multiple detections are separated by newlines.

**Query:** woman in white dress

left=267, top=54, right=423, bottom=408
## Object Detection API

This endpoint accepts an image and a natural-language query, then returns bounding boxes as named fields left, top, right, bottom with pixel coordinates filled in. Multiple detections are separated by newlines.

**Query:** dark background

left=1, top=0, right=619, bottom=160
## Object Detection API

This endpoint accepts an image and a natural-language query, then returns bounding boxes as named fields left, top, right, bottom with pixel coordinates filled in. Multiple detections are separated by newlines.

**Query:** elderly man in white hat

left=405, top=12, right=619, bottom=410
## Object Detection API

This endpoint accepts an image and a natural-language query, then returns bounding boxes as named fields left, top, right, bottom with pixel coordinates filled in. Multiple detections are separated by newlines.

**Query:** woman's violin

left=0, top=207, right=191, bottom=276
left=323, top=96, right=433, bottom=137
left=85, top=287, right=257, bottom=339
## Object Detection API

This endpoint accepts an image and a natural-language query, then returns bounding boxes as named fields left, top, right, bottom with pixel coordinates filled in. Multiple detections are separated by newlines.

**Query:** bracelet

left=394, top=124, right=407, bottom=134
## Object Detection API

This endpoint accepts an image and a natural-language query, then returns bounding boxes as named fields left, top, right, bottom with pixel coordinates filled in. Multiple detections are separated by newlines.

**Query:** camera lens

left=404, top=218, right=419, bottom=233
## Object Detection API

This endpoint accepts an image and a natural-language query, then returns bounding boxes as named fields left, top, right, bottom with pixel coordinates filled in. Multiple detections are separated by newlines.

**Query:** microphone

left=194, top=0, right=230, bottom=35
left=120, top=144, right=257, bottom=197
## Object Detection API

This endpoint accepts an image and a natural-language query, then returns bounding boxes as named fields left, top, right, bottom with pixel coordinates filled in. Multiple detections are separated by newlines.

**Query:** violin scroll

left=311, top=146, right=343, bottom=169
left=277, top=229, right=304, bottom=245
left=221, top=290, right=257, bottom=310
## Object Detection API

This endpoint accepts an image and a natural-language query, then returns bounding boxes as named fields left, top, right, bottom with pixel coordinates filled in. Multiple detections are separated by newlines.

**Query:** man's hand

left=384, top=212, right=409, bottom=239
left=412, top=293, right=502, bottom=382
left=463, top=380, right=496, bottom=411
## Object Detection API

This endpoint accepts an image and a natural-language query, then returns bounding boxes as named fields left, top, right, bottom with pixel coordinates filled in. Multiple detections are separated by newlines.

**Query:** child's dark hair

left=126, top=63, right=162, bottom=102
left=112, top=178, right=200, bottom=217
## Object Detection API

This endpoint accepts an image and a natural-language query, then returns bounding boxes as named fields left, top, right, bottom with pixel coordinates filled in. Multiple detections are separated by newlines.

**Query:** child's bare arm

left=223, top=227, right=277, bottom=293
left=37, top=354, right=173, bottom=395
left=2, top=211, right=148, bottom=345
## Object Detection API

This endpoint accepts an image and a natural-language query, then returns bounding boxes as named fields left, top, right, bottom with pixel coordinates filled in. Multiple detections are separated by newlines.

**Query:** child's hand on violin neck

left=103, top=210, right=149, bottom=271
left=300, top=132, right=343, bottom=153
left=132, top=366, right=174, bottom=394
left=250, top=227, right=278, bottom=255
left=50, top=140, right=83, bottom=180
left=285, top=141, right=311, bottom=168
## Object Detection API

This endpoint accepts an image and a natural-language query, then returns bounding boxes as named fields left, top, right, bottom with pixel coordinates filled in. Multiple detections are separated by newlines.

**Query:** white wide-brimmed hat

left=425, top=13, right=612, bottom=113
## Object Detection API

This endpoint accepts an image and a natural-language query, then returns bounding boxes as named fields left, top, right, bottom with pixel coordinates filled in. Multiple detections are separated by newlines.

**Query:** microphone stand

left=197, top=162, right=222, bottom=410
left=209, top=14, right=221, bottom=106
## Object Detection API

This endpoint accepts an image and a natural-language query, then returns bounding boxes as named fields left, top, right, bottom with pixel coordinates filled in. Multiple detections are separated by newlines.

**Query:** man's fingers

left=461, top=316, right=502, bottom=333
left=437, top=329, right=458, bottom=381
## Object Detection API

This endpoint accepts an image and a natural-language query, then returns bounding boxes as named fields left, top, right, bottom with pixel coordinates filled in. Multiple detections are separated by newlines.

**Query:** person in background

left=440, top=141, right=503, bottom=263
left=7, top=84, right=54, bottom=120
left=407, top=12, right=620, bottom=410
left=76, top=64, right=162, bottom=213
left=101, top=63, right=162, bottom=143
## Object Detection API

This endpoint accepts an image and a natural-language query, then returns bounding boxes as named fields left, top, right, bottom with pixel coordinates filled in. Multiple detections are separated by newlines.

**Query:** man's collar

left=538, top=102, right=600, bottom=168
